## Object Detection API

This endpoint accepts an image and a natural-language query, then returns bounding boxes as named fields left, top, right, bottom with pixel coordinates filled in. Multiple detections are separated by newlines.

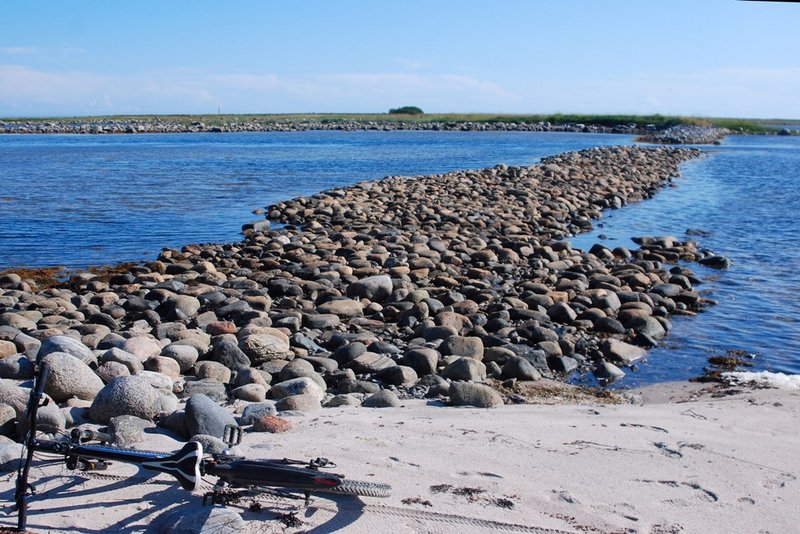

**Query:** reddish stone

left=252, top=415, right=293, bottom=433
left=206, top=321, right=237, bottom=335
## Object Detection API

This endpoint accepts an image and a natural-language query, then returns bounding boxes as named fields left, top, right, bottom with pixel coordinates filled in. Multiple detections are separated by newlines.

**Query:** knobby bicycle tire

left=314, top=479, right=392, bottom=498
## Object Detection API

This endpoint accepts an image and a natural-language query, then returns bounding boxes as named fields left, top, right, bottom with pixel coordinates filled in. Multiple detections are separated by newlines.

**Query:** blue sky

left=1, top=0, right=798, bottom=118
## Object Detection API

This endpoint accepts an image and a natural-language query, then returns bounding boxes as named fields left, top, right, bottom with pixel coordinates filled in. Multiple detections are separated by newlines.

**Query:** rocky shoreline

left=0, top=145, right=730, bottom=454
left=0, top=118, right=650, bottom=135
left=636, top=124, right=730, bottom=145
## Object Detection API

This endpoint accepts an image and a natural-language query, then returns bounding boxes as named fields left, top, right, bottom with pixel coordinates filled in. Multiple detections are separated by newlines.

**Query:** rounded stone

left=362, top=389, right=401, bottom=408
left=38, top=335, right=95, bottom=365
left=271, top=377, right=324, bottom=401
left=449, top=382, right=503, bottom=408
left=145, top=356, right=181, bottom=381
left=440, top=357, right=487, bottom=382
left=41, top=352, right=105, bottom=402
left=160, top=344, right=199, bottom=373
left=194, top=361, right=233, bottom=383
left=252, top=414, right=293, bottom=433
left=275, top=393, right=321, bottom=413
left=185, top=393, right=237, bottom=439
left=231, top=383, right=267, bottom=402
left=122, top=336, right=163, bottom=361
left=89, top=375, right=163, bottom=424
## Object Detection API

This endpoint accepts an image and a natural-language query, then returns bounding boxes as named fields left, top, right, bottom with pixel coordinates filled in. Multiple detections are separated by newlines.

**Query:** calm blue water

left=0, top=131, right=628, bottom=268
left=1, top=131, right=798, bottom=383
left=570, top=135, right=800, bottom=385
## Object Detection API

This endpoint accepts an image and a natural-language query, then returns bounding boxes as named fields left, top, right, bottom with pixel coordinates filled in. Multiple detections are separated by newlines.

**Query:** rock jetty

left=638, top=125, right=729, bottom=145
left=0, top=118, right=647, bottom=135
left=1, top=145, right=729, bottom=449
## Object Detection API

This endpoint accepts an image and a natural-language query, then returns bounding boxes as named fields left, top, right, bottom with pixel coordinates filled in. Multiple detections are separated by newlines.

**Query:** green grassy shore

left=2, top=113, right=797, bottom=134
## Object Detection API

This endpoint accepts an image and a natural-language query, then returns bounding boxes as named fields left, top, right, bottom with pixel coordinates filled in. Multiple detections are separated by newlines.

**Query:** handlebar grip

left=34, top=364, right=51, bottom=397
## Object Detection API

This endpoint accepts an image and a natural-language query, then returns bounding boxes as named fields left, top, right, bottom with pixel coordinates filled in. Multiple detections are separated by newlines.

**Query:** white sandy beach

left=1, top=380, right=797, bottom=534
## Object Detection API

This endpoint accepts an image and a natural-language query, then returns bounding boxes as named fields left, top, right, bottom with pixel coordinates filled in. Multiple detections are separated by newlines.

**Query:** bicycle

left=13, top=363, right=391, bottom=532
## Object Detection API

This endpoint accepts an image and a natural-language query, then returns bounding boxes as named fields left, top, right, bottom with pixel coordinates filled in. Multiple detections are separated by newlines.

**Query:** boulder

left=108, top=415, right=154, bottom=447
left=252, top=415, right=293, bottom=433
left=0, top=354, right=34, bottom=380
left=275, top=393, right=321, bottom=413
left=346, top=275, right=393, bottom=302
left=501, top=356, right=542, bottom=381
left=101, top=348, right=145, bottom=374
left=600, top=339, right=647, bottom=364
left=440, top=336, right=484, bottom=359
left=376, top=365, right=418, bottom=386
left=362, top=389, right=401, bottom=408
left=209, top=335, right=251, bottom=370
left=449, top=382, right=503, bottom=408
left=401, top=347, right=439, bottom=376
left=121, top=336, right=163, bottom=361
left=185, top=394, right=237, bottom=439
left=239, top=402, right=278, bottom=425
left=316, top=299, right=364, bottom=318
left=237, top=330, right=290, bottom=365
left=194, top=361, right=232, bottom=383
left=160, top=344, right=199, bottom=373
left=347, top=352, right=396, bottom=374
left=231, top=383, right=267, bottom=402
left=38, top=335, right=95, bottom=365
left=89, top=375, right=163, bottom=424
left=270, top=377, right=324, bottom=401
left=180, top=378, right=228, bottom=402
left=41, top=352, right=104, bottom=402
left=440, top=357, right=486, bottom=382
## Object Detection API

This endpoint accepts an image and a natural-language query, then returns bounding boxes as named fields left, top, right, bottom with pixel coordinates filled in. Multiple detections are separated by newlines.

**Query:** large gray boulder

left=38, top=336, right=95, bottom=365
left=449, top=382, right=504, bottom=408
left=160, top=343, right=199, bottom=372
left=0, top=354, right=34, bottom=380
left=275, top=393, right=321, bottom=413
left=346, top=275, right=393, bottom=302
left=440, top=357, right=486, bottom=382
left=501, top=356, right=542, bottom=381
left=121, top=336, right=162, bottom=361
left=180, top=378, right=228, bottom=402
left=401, top=347, right=440, bottom=376
left=209, top=335, right=251, bottom=370
left=316, top=299, right=364, bottom=318
left=270, top=377, right=324, bottom=401
left=346, top=352, right=396, bottom=374
left=100, top=347, right=144, bottom=374
left=89, top=375, right=163, bottom=424
left=600, top=339, right=647, bottom=364
left=185, top=394, right=237, bottom=439
left=362, top=389, right=401, bottom=408
left=41, top=352, right=104, bottom=402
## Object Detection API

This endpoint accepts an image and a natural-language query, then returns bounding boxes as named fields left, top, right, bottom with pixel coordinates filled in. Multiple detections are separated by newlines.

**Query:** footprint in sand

left=636, top=479, right=719, bottom=506
left=762, top=472, right=796, bottom=489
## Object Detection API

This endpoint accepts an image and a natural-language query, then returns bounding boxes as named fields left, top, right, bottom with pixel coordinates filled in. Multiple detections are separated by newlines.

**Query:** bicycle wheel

left=316, top=479, right=391, bottom=498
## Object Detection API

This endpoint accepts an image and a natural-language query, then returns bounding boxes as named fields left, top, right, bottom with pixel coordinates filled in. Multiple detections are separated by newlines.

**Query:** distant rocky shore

left=0, top=145, right=732, bottom=451
left=0, top=118, right=652, bottom=136
left=637, top=124, right=730, bottom=145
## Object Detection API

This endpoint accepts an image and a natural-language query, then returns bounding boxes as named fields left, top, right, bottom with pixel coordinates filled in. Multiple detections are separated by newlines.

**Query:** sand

left=1, top=381, right=797, bottom=534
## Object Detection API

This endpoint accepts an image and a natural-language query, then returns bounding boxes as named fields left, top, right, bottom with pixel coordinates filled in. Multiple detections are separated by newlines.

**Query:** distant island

left=0, top=113, right=796, bottom=142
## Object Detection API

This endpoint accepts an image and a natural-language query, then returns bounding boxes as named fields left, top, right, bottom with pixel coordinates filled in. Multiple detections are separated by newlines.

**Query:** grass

left=1, top=112, right=792, bottom=134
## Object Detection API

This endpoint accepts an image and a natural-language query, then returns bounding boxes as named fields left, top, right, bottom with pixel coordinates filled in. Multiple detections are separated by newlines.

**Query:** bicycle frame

left=13, top=363, right=390, bottom=531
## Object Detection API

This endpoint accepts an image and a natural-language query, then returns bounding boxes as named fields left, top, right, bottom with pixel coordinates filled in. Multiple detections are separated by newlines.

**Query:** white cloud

left=0, top=63, right=797, bottom=118
left=0, top=46, right=36, bottom=55
left=0, top=65, right=516, bottom=115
